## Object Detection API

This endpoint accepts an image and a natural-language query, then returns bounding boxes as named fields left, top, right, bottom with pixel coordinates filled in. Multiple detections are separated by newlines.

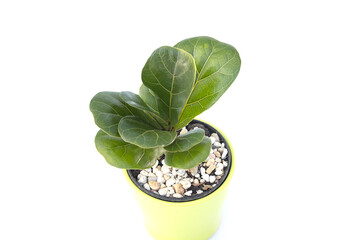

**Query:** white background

left=1, top=0, right=359, bottom=239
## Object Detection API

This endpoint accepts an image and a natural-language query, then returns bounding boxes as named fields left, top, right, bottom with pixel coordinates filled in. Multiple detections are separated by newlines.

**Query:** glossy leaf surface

left=95, top=130, right=163, bottom=169
left=141, top=46, right=196, bottom=127
left=165, top=136, right=211, bottom=169
left=118, top=116, right=177, bottom=148
left=164, top=128, right=204, bottom=152
left=174, top=36, right=241, bottom=129
left=139, top=84, right=159, bottom=113
left=119, top=91, right=167, bottom=129
left=119, top=91, right=155, bottom=113
left=90, top=91, right=133, bottom=137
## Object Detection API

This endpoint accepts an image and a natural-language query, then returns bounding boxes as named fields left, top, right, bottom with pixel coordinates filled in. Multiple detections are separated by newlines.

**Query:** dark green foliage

left=90, top=37, right=240, bottom=169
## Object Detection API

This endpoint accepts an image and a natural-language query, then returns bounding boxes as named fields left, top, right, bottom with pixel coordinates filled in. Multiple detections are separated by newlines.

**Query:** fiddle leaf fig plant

left=90, top=36, right=241, bottom=170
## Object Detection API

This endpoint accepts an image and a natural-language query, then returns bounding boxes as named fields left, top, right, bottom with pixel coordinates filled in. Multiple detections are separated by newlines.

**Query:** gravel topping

left=135, top=127, right=229, bottom=198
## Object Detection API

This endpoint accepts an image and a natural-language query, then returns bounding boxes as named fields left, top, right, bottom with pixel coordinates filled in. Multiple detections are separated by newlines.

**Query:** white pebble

left=144, top=183, right=150, bottom=191
left=147, top=173, right=157, bottom=181
left=203, top=174, right=210, bottom=182
left=221, top=148, right=228, bottom=159
left=200, top=179, right=205, bottom=183
left=161, top=166, right=171, bottom=174
left=158, top=188, right=168, bottom=196
left=180, top=180, right=191, bottom=189
left=211, top=133, right=220, bottom=142
left=196, top=190, right=203, bottom=194
left=140, top=170, right=149, bottom=176
left=221, top=143, right=225, bottom=148
left=210, top=136, right=216, bottom=144
left=173, top=193, right=183, bottom=198
left=177, top=169, right=186, bottom=176
left=156, top=171, right=164, bottom=177
left=166, top=178, right=176, bottom=187
left=215, top=170, right=223, bottom=176
left=195, top=173, right=200, bottom=178
left=137, top=175, right=147, bottom=184
left=193, top=179, right=200, bottom=185
left=209, top=175, right=216, bottom=183
left=168, top=187, right=175, bottom=195
left=223, top=161, right=228, bottom=167
left=214, top=142, right=221, bottom=148
left=184, top=190, right=192, bottom=196
left=200, top=167, right=206, bottom=175
left=216, top=163, right=224, bottom=170
left=180, top=128, right=188, bottom=135
left=153, top=160, right=159, bottom=168
left=157, top=176, right=166, bottom=183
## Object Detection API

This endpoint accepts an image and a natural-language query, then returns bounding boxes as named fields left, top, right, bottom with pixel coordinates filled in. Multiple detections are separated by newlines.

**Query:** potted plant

left=90, top=36, right=241, bottom=240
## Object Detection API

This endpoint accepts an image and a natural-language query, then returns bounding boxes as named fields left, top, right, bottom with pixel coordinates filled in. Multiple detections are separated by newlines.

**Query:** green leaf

left=139, top=84, right=159, bottom=113
left=165, top=136, right=211, bottom=169
left=90, top=91, right=133, bottom=137
left=174, top=36, right=241, bottom=129
left=141, top=46, right=196, bottom=127
left=95, top=130, right=163, bottom=169
left=118, top=116, right=177, bottom=148
left=164, top=128, right=204, bottom=152
left=119, top=91, right=155, bottom=113
left=119, top=91, right=168, bottom=129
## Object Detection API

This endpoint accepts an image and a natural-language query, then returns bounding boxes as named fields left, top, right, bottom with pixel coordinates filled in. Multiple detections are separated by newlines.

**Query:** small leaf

left=139, top=84, right=159, bottom=113
left=118, top=116, right=177, bottom=148
left=119, top=91, right=155, bottom=113
left=174, top=36, right=241, bottom=129
left=165, top=136, right=211, bottom=169
left=164, top=128, right=204, bottom=152
left=90, top=91, right=133, bottom=137
left=95, top=130, right=163, bottom=169
left=141, top=46, right=196, bottom=127
left=119, top=91, right=168, bottom=129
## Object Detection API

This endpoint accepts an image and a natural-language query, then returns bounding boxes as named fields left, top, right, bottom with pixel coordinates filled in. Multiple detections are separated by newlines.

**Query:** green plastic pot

left=123, top=120, right=235, bottom=240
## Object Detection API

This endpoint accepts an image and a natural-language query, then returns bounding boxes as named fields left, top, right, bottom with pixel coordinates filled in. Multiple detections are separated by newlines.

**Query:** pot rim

left=123, top=119, right=235, bottom=206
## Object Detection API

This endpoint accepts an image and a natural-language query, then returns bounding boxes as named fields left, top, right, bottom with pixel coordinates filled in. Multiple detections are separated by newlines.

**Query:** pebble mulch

left=136, top=127, right=229, bottom=198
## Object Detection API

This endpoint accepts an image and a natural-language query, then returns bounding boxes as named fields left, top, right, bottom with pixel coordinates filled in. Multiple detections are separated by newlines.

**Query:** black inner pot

left=126, top=119, right=232, bottom=202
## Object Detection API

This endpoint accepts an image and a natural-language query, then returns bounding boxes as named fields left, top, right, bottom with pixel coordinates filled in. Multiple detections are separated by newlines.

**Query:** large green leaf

left=90, top=91, right=133, bottom=137
left=164, top=128, right=204, bottom=152
left=139, top=84, right=159, bottom=113
left=165, top=136, right=211, bottom=169
left=118, top=116, right=177, bottom=148
left=141, top=46, right=196, bottom=127
left=95, top=130, right=163, bottom=169
left=174, top=36, right=241, bottom=129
